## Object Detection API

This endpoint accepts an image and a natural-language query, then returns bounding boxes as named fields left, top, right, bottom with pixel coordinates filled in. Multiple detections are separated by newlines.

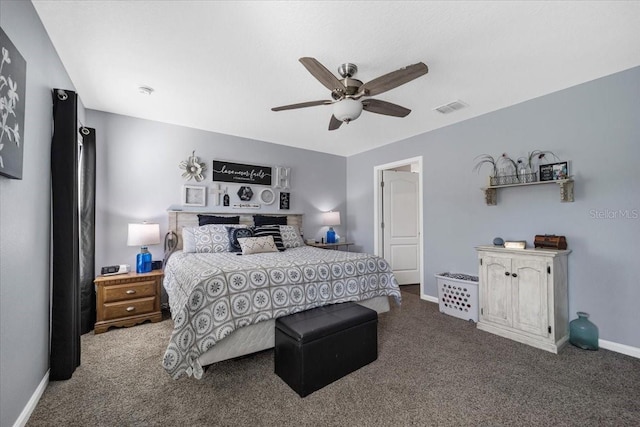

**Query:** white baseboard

left=420, top=296, right=640, bottom=360
left=13, top=369, right=49, bottom=427
left=599, top=339, right=640, bottom=359
left=421, top=293, right=438, bottom=303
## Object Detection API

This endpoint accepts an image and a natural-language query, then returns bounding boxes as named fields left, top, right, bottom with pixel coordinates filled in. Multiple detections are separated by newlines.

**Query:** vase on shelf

left=518, top=164, right=528, bottom=183
left=569, top=312, right=599, bottom=350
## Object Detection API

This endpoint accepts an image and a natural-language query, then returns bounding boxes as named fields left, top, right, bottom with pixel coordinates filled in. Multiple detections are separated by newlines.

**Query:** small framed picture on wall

left=182, top=185, right=206, bottom=207
left=279, top=192, right=290, bottom=210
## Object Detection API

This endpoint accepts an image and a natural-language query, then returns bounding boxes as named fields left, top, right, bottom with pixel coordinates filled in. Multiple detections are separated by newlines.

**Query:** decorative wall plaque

left=212, top=160, right=272, bottom=185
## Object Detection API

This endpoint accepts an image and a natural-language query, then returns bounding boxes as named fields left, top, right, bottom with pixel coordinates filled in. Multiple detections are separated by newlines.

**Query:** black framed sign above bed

left=212, top=160, right=272, bottom=186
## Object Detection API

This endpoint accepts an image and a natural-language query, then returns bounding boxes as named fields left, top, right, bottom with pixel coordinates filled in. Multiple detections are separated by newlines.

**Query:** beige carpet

left=27, top=291, right=640, bottom=426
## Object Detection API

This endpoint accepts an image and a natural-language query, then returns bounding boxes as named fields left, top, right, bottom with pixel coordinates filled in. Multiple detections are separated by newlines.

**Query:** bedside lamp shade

left=127, top=223, right=160, bottom=273
left=322, top=211, right=340, bottom=244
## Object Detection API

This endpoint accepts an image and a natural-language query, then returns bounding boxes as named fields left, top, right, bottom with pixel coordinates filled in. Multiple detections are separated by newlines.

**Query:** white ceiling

left=32, top=1, right=640, bottom=157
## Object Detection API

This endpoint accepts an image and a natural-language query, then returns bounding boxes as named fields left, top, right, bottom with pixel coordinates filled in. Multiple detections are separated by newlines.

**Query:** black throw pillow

left=227, top=227, right=254, bottom=252
left=198, top=215, right=240, bottom=226
left=252, top=225, right=285, bottom=251
left=253, top=215, right=287, bottom=226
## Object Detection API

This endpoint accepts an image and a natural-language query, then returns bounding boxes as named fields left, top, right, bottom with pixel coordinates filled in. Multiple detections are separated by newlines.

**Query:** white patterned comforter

left=162, top=246, right=401, bottom=379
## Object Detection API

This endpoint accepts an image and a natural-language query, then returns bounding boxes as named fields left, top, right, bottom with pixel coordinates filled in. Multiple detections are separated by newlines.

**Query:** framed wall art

left=540, top=161, right=568, bottom=181
left=279, top=192, right=290, bottom=210
left=182, top=185, right=206, bottom=207
left=0, top=27, right=27, bottom=180
left=237, top=186, right=253, bottom=201
left=212, top=160, right=272, bottom=185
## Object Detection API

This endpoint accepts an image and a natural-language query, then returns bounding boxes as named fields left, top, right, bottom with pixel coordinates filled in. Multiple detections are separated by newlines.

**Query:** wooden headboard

left=167, top=210, right=303, bottom=250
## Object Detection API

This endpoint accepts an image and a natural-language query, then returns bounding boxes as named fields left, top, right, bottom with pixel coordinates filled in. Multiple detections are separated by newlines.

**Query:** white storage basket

left=435, top=273, right=478, bottom=323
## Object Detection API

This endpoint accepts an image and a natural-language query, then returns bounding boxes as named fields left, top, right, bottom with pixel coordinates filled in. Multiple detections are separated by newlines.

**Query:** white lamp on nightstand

left=127, top=223, right=160, bottom=273
left=322, top=211, right=340, bottom=244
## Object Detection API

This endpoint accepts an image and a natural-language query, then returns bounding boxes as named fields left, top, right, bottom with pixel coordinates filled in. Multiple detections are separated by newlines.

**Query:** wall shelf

left=482, top=179, right=574, bottom=205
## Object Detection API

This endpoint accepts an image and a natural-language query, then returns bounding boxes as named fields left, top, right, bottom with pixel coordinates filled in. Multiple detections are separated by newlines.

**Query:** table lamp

left=127, top=223, right=160, bottom=273
left=322, top=211, right=340, bottom=244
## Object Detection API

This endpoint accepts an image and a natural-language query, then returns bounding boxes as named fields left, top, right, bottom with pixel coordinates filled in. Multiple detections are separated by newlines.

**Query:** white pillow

left=182, top=224, right=247, bottom=253
left=279, top=225, right=304, bottom=248
left=238, top=235, right=279, bottom=255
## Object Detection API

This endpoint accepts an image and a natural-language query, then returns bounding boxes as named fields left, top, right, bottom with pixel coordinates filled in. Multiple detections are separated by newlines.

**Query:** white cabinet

left=476, top=246, right=571, bottom=353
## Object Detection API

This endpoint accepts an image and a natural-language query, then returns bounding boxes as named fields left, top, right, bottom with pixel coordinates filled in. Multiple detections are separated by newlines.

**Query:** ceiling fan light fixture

left=333, top=98, right=363, bottom=123
left=138, top=86, right=154, bottom=95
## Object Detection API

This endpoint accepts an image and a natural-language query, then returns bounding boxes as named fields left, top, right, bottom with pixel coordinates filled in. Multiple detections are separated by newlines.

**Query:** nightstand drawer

left=102, top=296, right=156, bottom=321
left=103, top=280, right=157, bottom=303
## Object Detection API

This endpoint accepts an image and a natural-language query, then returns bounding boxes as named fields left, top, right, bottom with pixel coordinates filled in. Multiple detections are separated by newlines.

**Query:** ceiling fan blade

left=358, top=62, right=428, bottom=97
left=362, top=99, right=411, bottom=117
left=299, top=57, right=346, bottom=93
left=329, top=115, right=343, bottom=131
left=271, top=100, right=332, bottom=111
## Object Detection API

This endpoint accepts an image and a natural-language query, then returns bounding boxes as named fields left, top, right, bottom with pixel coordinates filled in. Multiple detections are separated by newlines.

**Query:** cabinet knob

left=511, top=273, right=518, bottom=278
left=505, top=272, right=511, bottom=276
left=126, top=307, right=135, bottom=312
left=126, top=290, right=136, bottom=295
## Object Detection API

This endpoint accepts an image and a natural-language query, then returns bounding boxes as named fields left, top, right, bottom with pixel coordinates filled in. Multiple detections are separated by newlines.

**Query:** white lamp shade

left=127, top=223, right=160, bottom=246
left=322, top=211, right=341, bottom=226
left=333, top=99, right=363, bottom=122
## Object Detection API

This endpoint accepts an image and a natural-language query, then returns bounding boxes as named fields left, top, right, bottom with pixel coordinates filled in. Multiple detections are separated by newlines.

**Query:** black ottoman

left=274, top=302, right=378, bottom=397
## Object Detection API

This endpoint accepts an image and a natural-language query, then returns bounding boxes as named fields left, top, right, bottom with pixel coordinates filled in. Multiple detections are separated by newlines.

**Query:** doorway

left=373, top=157, right=424, bottom=298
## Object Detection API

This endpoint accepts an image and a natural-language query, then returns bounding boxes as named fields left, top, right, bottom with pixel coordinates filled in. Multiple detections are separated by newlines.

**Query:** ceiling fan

left=271, top=57, right=428, bottom=130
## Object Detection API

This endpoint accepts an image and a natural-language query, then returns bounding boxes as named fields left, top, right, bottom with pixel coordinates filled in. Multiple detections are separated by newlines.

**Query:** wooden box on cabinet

left=475, top=246, right=571, bottom=354
left=94, top=270, right=163, bottom=334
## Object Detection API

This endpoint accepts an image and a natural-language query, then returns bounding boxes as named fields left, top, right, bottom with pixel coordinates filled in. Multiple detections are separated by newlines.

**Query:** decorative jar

left=569, top=311, right=599, bottom=350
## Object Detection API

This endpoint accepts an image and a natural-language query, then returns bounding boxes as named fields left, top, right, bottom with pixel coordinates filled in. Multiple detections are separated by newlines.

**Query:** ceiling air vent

left=434, top=100, right=467, bottom=114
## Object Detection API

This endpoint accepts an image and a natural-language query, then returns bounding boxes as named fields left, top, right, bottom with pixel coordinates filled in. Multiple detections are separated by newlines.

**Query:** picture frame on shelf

left=540, top=161, right=568, bottom=181
left=182, top=185, right=206, bottom=207
left=552, top=161, right=569, bottom=180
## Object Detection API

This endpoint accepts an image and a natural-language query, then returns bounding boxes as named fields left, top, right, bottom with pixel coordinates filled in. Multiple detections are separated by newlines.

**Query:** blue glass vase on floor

left=569, top=311, right=599, bottom=350
left=136, top=247, right=152, bottom=273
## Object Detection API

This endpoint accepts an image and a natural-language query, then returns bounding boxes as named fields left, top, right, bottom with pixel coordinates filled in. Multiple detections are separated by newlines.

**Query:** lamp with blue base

left=322, top=211, right=340, bottom=244
left=127, top=223, right=160, bottom=273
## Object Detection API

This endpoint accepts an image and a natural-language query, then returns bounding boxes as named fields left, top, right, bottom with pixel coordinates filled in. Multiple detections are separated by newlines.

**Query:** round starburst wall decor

left=179, top=151, right=206, bottom=182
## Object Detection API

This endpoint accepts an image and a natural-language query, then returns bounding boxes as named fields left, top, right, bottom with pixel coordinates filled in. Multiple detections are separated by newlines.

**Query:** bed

left=162, top=211, right=401, bottom=379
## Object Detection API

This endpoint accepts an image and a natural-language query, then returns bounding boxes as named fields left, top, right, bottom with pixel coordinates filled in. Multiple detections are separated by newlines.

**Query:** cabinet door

left=480, top=256, right=512, bottom=327
left=511, top=258, right=549, bottom=337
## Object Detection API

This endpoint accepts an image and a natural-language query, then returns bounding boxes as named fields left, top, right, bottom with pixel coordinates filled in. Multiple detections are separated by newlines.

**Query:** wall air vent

left=434, top=100, right=467, bottom=114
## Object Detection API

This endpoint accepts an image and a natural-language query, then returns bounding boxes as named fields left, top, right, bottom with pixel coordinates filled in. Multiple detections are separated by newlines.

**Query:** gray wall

left=85, top=111, right=347, bottom=273
left=0, top=2, right=80, bottom=426
left=347, top=66, right=640, bottom=349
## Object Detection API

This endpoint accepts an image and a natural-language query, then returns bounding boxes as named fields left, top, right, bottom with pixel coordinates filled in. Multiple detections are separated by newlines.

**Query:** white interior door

left=382, top=170, right=420, bottom=285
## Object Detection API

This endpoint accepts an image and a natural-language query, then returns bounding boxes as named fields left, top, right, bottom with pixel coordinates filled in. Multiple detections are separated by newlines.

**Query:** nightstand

left=94, top=270, right=164, bottom=334
left=307, top=242, right=354, bottom=252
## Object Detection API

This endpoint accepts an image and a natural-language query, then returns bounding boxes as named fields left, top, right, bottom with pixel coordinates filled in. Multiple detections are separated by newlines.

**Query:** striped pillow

left=252, top=225, right=285, bottom=251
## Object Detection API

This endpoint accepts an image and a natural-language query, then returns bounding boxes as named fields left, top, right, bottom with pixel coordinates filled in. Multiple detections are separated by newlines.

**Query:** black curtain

left=79, top=127, right=96, bottom=334
left=50, top=89, right=80, bottom=380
